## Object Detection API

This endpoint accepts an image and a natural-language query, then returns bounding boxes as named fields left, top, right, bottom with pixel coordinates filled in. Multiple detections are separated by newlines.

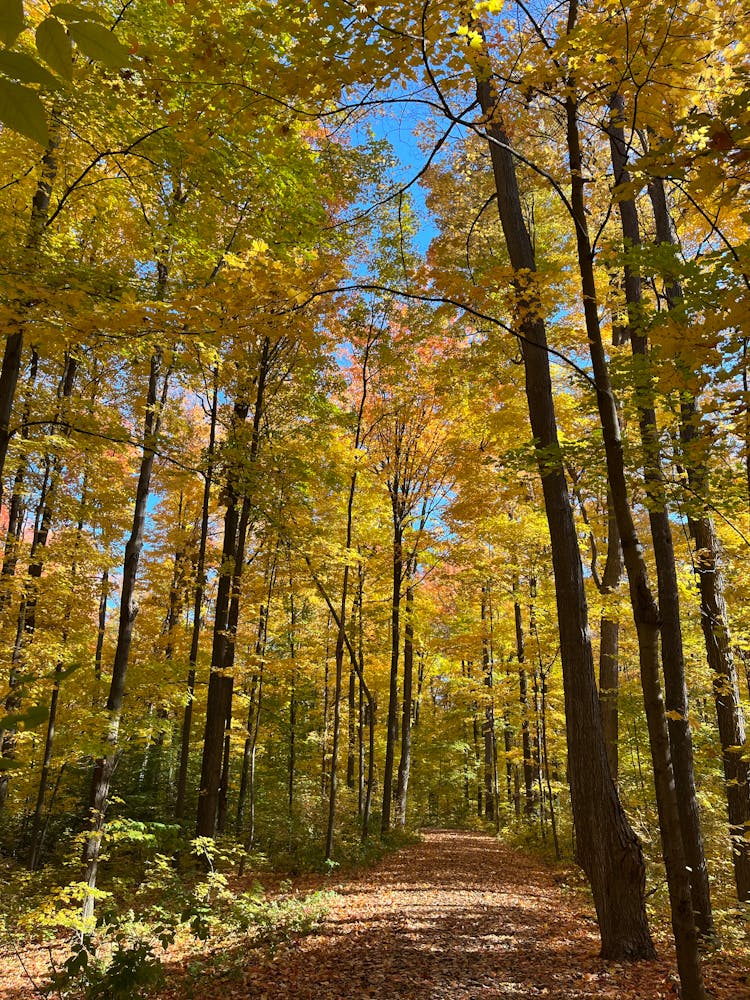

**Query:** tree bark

left=81, top=349, right=166, bottom=921
left=0, top=133, right=58, bottom=498
left=196, top=338, right=269, bottom=838
left=599, top=499, right=622, bottom=783
left=175, top=374, right=218, bottom=818
left=381, top=523, right=401, bottom=835
left=474, top=40, right=654, bottom=960
left=0, top=354, right=77, bottom=808
left=0, top=349, right=39, bottom=616
left=481, top=585, right=496, bottom=822
left=395, top=578, right=415, bottom=826
left=608, top=98, right=713, bottom=934
left=562, top=57, right=704, bottom=992
left=515, top=600, right=535, bottom=815
left=648, top=173, right=750, bottom=903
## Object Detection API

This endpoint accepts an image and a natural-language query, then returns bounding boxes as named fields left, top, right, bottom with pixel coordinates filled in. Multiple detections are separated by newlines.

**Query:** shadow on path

left=170, top=829, right=681, bottom=1000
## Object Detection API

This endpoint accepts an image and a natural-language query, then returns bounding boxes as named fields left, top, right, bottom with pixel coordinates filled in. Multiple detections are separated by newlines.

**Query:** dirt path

left=166, top=829, right=747, bottom=1000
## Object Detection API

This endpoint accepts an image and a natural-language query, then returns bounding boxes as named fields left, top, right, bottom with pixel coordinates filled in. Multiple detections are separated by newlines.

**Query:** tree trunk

left=608, top=97, right=713, bottom=935
left=28, top=472, right=88, bottom=869
left=0, top=354, right=77, bottom=808
left=395, top=579, right=415, bottom=827
left=322, top=614, right=331, bottom=796
left=347, top=663, right=356, bottom=789
left=93, top=569, right=109, bottom=701
left=563, top=61, right=704, bottom=993
left=648, top=174, right=750, bottom=904
left=81, top=349, right=166, bottom=921
left=176, top=375, right=218, bottom=818
left=381, top=523, right=402, bottom=835
left=481, top=585, right=496, bottom=822
left=287, top=585, right=297, bottom=837
left=197, top=339, right=269, bottom=838
left=0, top=350, right=39, bottom=615
left=599, top=498, right=622, bottom=784
left=357, top=565, right=374, bottom=840
left=515, top=600, right=535, bottom=816
left=474, top=42, right=654, bottom=960
left=0, top=134, right=59, bottom=498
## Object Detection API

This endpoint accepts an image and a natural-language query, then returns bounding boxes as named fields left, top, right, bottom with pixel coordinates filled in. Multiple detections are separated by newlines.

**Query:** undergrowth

left=2, top=815, right=416, bottom=1000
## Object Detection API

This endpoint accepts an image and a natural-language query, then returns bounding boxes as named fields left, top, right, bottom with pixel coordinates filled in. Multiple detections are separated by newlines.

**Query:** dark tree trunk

left=176, top=377, right=218, bottom=818
left=599, top=498, right=622, bottom=784
left=395, top=579, right=415, bottom=827
left=0, top=134, right=58, bottom=498
left=0, top=354, right=77, bottom=808
left=608, top=97, right=713, bottom=935
left=93, top=569, right=109, bottom=700
left=515, top=600, right=534, bottom=816
left=562, top=65, right=704, bottom=994
left=287, top=584, right=297, bottom=836
left=648, top=174, right=750, bottom=904
left=322, top=614, right=331, bottom=796
left=0, top=350, right=39, bottom=615
left=381, top=524, right=402, bottom=835
left=237, top=550, right=275, bottom=836
left=474, top=43, right=654, bottom=960
left=481, top=585, right=496, bottom=822
left=685, top=509, right=750, bottom=900
left=325, top=333, right=373, bottom=856
left=28, top=475, right=88, bottom=869
left=82, top=350, right=166, bottom=920
left=357, top=566, right=374, bottom=840
left=347, top=663, right=356, bottom=789
left=197, top=339, right=269, bottom=839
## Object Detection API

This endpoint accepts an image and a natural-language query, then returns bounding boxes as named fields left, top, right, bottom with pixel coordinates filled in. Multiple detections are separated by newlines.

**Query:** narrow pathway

left=173, top=829, right=740, bottom=1000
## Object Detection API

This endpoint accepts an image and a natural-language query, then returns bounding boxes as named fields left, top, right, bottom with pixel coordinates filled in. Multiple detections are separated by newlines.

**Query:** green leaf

left=0, top=50, right=62, bottom=89
left=0, top=0, right=24, bottom=47
left=50, top=3, right=105, bottom=23
left=0, top=77, right=48, bottom=146
left=0, top=702, right=51, bottom=732
left=68, top=19, right=129, bottom=69
left=36, top=16, right=73, bottom=81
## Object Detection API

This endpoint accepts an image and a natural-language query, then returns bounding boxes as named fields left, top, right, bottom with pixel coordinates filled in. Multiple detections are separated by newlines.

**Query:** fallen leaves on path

left=159, top=830, right=749, bottom=1000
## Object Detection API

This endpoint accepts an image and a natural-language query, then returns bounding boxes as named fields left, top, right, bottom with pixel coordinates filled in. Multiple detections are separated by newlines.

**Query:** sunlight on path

left=187, top=830, right=676, bottom=1000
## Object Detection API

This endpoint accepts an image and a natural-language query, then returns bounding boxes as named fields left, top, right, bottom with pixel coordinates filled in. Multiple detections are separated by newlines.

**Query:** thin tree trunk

left=357, top=565, right=374, bottom=840
left=481, top=584, right=496, bottom=822
left=175, top=374, right=218, bottom=818
left=515, top=600, right=534, bottom=816
left=322, top=613, right=331, bottom=796
left=540, top=663, right=560, bottom=860
left=28, top=471, right=88, bottom=869
left=381, top=523, right=401, bottom=835
left=197, top=339, right=269, bottom=838
left=599, top=498, right=622, bottom=783
left=287, top=584, right=297, bottom=838
left=0, top=350, right=39, bottom=615
left=608, top=97, right=713, bottom=935
left=648, top=173, right=750, bottom=904
left=347, top=663, right=356, bottom=789
left=0, top=354, right=77, bottom=807
left=0, top=134, right=58, bottom=498
left=81, top=349, right=166, bottom=921
left=395, top=579, right=414, bottom=827
left=93, top=569, right=108, bottom=700
left=563, top=58, right=704, bottom=994
left=237, top=551, right=276, bottom=835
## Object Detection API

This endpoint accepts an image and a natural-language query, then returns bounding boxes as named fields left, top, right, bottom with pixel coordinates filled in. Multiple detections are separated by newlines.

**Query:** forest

left=0, top=1, right=748, bottom=998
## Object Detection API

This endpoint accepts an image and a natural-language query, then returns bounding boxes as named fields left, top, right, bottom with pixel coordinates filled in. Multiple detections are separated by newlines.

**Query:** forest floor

left=160, top=828, right=746, bottom=1000
left=2, top=829, right=748, bottom=999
